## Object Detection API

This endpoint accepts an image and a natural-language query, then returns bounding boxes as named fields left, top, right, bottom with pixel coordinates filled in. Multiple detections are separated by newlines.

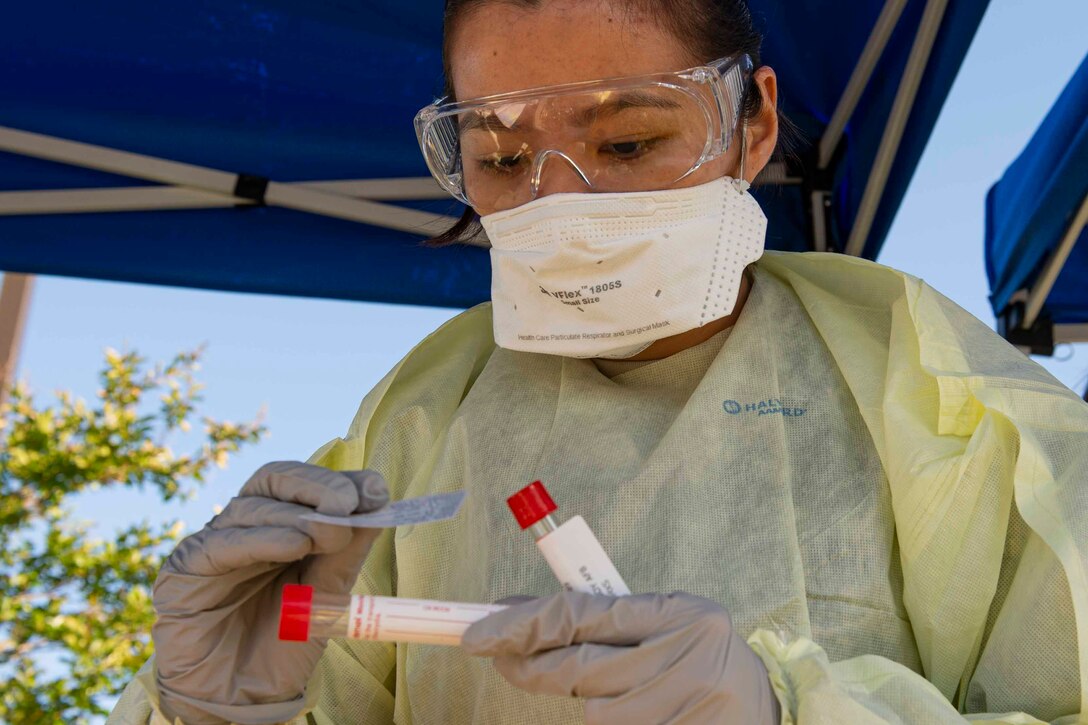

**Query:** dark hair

left=429, top=0, right=782, bottom=246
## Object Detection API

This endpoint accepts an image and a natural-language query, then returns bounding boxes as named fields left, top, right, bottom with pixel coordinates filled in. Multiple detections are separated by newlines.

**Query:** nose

left=529, top=149, right=592, bottom=200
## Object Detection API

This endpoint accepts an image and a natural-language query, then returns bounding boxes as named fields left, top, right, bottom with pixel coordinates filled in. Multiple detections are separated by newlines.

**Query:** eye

left=606, top=141, right=642, bottom=156
left=494, top=155, right=523, bottom=168
left=476, top=153, right=523, bottom=175
left=476, top=144, right=531, bottom=174
left=599, top=138, right=660, bottom=160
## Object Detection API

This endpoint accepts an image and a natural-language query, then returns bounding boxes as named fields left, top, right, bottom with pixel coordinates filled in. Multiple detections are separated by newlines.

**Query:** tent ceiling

left=0, top=0, right=988, bottom=308
left=986, top=54, right=1088, bottom=354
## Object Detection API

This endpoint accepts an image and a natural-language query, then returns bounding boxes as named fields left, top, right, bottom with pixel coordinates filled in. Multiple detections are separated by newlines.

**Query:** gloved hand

left=462, top=591, right=781, bottom=724
left=152, top=462, right=389, bottom=725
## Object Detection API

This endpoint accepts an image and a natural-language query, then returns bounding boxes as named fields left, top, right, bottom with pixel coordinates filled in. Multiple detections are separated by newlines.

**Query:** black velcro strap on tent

left=233, top=174, right=270, bottom=204
left=998, top=300, right=1056, bottom=356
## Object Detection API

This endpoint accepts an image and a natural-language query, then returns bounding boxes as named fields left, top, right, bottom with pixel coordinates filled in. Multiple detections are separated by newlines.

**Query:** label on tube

left=347, top=595, right=506, bottom=646
left=536, top=516, right=631, bottom=596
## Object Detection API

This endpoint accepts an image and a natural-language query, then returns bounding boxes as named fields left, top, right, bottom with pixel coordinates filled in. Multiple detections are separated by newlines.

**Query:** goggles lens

left=416, top=57, right=750, bottom=212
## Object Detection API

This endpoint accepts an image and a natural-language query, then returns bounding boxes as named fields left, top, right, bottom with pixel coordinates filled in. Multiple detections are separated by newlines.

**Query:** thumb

left=300, top=471, right=388, bottom=592
left=346, top=470, right=391, bottom=514
left=496, top=595, right=537, bottom=606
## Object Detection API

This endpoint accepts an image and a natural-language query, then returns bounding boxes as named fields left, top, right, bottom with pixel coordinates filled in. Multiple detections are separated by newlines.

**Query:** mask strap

left=733, top=118, right=751, bottom=193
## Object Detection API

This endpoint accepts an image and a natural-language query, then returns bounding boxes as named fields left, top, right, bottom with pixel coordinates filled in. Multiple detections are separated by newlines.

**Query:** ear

left=742, top=66, right=779, bottom=183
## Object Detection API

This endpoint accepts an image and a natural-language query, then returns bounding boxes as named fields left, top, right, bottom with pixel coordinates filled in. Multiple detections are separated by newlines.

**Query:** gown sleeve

left=105, top=305, right=496, bottom=725
left=753, top=252, right=1085, bottom=724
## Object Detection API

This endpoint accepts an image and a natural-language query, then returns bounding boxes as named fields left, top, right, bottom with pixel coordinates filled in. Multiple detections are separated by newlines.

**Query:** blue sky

left=5, top=0, right=1088, bottom=544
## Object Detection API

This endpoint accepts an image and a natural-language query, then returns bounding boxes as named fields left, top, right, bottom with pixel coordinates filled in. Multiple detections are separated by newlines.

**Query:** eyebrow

left=575, top=90, right=684, bottom=125
left=459, top=90, right=684, bottom=134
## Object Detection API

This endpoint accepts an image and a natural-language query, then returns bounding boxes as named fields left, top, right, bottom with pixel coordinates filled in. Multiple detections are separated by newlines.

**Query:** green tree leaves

left=0, top=348, right=264, bottom=723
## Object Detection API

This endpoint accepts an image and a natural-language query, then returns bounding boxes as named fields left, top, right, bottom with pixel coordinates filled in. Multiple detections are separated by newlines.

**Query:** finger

left=587, top=635, right=774, bottom=722
left=168, top=527, right=314, bottom=577
left=208, top=496, right=352, bottom=554
left=583, top=673, right=696, bottom=725
left=287, top=470, right=387, bottom=592
left=462, top=592, right=723, bottom=657
left=496, top=595, right=537, bottom=606
left=153, top=561, right=282, bottom=615
left=300, top=525, right=385, bottom=592
left=294, top=471, right=389, bottom=590
left=490, top=642, right=646, bottom=698
left=240, top=462, right=361, bottom=516
left=342, top=470, right=389, bottom=513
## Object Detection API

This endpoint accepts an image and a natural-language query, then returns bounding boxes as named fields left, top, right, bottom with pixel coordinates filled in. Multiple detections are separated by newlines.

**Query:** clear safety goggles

left=414, top=54, right=753, bottom=211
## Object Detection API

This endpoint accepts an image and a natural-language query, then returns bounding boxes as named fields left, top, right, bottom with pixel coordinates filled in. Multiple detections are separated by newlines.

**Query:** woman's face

left=447, top=0, right=778, bottom=215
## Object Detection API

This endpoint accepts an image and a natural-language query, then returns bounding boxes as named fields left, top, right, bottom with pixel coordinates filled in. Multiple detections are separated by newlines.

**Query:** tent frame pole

left=810, top=190, right=829, bottom=252
left=0, top=182, right=448, bottom=215
left=1054, top=324, right=1088, bottom=345
left=818, top=0, right=909, bottom=169
left=0, top=126, right=459, bottom=237
left=809, top=0, right=907, bottom=253
left=845, top=0, right=949, bottom=257
left=1023, top=191, right=1088, bottom=329
left=0, top=273, right=34, bottom=409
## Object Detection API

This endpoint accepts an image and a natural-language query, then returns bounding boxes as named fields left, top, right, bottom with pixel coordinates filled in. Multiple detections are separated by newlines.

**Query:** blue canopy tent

left=0, top=0, right=989, bottom=309
left=986, top=53, right=1088, bottom=362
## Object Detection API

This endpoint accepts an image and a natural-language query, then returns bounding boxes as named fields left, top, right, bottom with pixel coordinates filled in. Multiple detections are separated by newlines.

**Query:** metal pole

left=818, top=0, right=909, bottom=169
left=0, top=273, right=35, bottom=408
left=1054, top=324, right=1088, bottom=344
left=810, top=190, right=829, bottom=252
left=845, top=0, right=949, bottom=258
left=0, top=178, right=452, bottom=216
left=1023, top=192, right=1088, bottom=329
left=0, top=180, right=486, bottom=248
left=0, top=126, right=458, bottom=236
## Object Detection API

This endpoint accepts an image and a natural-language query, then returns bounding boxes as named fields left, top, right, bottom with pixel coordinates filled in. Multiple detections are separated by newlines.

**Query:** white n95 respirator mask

left=480, top=176, right=767, bottom=358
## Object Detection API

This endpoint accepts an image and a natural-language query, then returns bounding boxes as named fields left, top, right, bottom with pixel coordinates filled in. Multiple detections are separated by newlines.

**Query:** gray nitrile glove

left=152, top=462, right=389, bottom=725
left=462, top=591, right=781, bottom=724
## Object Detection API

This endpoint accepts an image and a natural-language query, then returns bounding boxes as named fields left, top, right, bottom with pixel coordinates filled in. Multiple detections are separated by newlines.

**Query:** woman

left=111, top=1, right=1086, bottom=723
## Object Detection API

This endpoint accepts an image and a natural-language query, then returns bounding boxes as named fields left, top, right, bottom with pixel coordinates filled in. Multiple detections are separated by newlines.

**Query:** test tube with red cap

left=507, top=481, right=630, bottom=596
left=278, top=584, right=505, bottom=647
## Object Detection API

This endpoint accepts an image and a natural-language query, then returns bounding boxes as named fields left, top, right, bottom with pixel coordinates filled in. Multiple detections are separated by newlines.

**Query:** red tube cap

left=507, top=481, right=558, bottom=529
left=279, top=584, right=313, bottom=641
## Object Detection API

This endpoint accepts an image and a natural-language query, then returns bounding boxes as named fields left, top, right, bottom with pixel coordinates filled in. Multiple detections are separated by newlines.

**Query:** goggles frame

left=414, top=54, right=754, bottom=206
